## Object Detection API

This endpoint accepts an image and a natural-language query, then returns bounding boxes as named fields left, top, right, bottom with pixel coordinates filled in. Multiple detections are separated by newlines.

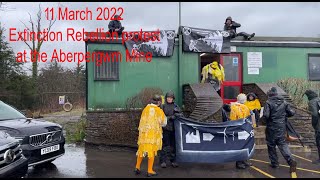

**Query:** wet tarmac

left=27, top=144, right=320, bottom=178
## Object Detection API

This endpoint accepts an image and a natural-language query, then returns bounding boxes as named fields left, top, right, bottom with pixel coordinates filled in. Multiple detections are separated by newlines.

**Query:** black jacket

left=224, top=21, right=241, bottom=36
left=305, top=90, right=320, bottom=131
left=263, top=95, right=295, bottom=137
left=222, top=104, right=231, bottom=122
left=161, top=103, right=183, bottom=131
left=108, top=20, right=123, bottom=30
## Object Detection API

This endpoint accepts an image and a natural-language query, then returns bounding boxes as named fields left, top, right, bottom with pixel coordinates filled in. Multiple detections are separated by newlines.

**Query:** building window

left=308, top=54, right=320, bottom=81
left=94, top=51, right=120, bottom=81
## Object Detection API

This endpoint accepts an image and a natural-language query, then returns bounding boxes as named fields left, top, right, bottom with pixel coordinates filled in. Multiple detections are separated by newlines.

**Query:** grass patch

left=277, top=78, right=320, bottom=109
left=39, top=114, right=86, bottom=144
left=64, top=117, right=87, bottom=144
left=43, top=108, right=86, bottom=116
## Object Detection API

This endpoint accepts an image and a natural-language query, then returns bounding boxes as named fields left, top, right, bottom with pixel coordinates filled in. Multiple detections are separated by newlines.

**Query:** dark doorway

left=199, top=53, right=243, bottom=104
left=199, top=53, right=220, bottom=82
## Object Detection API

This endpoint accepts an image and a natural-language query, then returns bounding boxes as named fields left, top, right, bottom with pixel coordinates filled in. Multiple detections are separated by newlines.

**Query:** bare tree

left=19, top=4, right=56, bottom=80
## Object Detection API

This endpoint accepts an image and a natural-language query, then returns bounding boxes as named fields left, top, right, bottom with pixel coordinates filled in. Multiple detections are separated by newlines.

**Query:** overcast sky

left=1, top=2, right=320, bottom=72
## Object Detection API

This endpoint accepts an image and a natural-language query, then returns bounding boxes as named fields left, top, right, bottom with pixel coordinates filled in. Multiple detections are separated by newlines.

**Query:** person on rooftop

left=108, top=15, right=125, bottom=37
left=224, top=16, right=255, bottom=40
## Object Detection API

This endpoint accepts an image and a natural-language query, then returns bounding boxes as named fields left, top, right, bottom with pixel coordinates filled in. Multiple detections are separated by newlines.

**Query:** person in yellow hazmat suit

left=230, top=93, right=252, bottom=122
left=229, top=93, right=255, bottom=169
left=244, top=93, right=262, bottom=127
left=134, top=95, right=167, bottom=177
left=201, top=61, right=225, bottom=92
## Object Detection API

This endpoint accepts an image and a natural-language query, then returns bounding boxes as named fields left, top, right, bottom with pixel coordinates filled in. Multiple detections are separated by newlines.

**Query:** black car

left=0, top=101, right=65, bottom=167
left=0, top=131, right=28, bottom=178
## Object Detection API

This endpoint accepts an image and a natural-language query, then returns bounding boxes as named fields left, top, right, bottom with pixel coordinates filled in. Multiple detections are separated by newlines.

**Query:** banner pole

left=179, top=2, right=181, bottom=28
left=178, top=2, right=182, bottom=106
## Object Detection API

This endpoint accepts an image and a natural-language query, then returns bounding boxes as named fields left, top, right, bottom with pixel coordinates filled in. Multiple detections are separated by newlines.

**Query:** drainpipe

left=178, top=2, right=182, bottom=106
left=85, top=41, right=88, bottom=111
left=178, top=34, right=182, bottom=107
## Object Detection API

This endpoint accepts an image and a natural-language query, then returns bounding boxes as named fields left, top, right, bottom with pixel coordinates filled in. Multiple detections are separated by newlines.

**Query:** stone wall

left=85, top=110, right=141, bottom=148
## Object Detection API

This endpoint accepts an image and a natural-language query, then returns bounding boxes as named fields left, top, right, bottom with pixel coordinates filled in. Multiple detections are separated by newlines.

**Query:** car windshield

left=0, top=101, right=26, bottom=120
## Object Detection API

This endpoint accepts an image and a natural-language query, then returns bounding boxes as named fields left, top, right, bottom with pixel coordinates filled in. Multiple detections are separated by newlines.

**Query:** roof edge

left=233, top=36, right=320, bottom=42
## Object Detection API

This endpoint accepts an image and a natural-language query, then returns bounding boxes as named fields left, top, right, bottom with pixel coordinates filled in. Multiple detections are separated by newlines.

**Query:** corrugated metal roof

left=232, top=40, right=320, bottom=44
left=85, top=33, right=320, bottom=47
left=231, top=36, right=320, bottom=48
left=232, top=36, right=320, bottom=42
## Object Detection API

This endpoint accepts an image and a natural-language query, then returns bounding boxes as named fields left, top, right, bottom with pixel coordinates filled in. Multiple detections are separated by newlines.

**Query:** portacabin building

left=84, top=29, right=320, bottom=148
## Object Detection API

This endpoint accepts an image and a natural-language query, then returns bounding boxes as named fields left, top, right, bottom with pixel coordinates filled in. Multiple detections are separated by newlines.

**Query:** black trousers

left=229, top=31, right=252, bottom=39
left=253, top=109, right=260, bottom=126
left=237, top=32, right=251, bottom=38
left=266, top=133, right=294, bottom=166
left=109, top=27, right=124, bottom=37
left=160, top=130, right=176, bottom=163
left=315, top=131, right=320, bottom=159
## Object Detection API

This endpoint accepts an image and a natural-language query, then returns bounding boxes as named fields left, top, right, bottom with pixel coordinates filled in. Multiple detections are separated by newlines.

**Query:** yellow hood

left=211, top=62, right=219, bottom=69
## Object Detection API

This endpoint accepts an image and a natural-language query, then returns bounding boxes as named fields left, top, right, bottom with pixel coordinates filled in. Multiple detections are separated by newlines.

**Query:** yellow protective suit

left=230, top=102, right=251, bottom=121
left=244, top=99, right=261, bottom=111
left=136, top=103, right=167, bottom=158
left=161, top=95, right=165, bottom=105
left=201, top=61, right=225, bottom=83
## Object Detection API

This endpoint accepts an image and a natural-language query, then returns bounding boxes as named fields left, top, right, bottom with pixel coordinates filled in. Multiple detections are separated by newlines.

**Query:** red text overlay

left=9, top=6, right=160, bottom=66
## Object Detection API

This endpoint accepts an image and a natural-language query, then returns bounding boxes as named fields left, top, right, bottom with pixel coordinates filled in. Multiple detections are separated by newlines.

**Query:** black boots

left=313, top=146, right=320, bottom=164
left=236, top=160, right=252, bottom=169
left=237, top=32, right=255, bottom=41
left=147, top=172, right=158, bottom=177
left=134, top=168, right=141, bottom=175
left=171, top=162, right=179, bottom=168
left=161, top=161, right=178, bottom=168
left=243, top=160, right=253, bottom=167
left=247, top=33, right=255, bottom=40
left=289, top=160, right=297, bottom=173
left=160, top=162, right=167, bottom=168
left=270, top=164, right=279, bottom=168
left=236, top=161, right=247, bottom=169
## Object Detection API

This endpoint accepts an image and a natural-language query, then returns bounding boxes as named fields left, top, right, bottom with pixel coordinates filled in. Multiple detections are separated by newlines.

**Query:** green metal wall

left=87, top=42, right=320, bottom=109
left=87, top=43, right=199, bottom=110
left=238, top=47, right=320, bottom=83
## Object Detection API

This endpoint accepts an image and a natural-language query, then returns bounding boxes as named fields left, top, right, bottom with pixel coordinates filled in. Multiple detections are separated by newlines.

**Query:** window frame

left=308, top=53, right=320, bottom=81
left=93, top=50, right=120, bottom=81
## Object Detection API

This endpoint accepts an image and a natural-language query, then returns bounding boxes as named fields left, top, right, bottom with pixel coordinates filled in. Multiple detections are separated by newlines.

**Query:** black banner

left=174, top=117, right=255, bottom=164
left=124, top=30, right=175, bottom=57
left=181, top=26, right=231, bottom=53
